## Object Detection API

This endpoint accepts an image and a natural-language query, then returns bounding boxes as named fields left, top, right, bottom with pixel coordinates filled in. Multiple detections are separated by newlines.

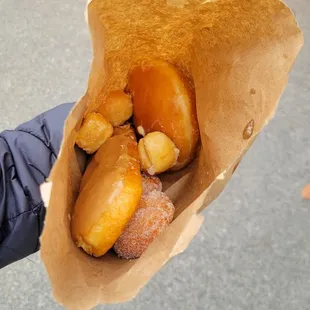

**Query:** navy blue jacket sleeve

left=0, top=103, right=74, bottom=269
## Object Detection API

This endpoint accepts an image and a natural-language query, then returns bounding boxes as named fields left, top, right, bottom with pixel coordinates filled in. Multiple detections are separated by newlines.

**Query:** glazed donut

left=127, top=59, right=199, bottom=170
left=138, top=131, right=180, bottom=175
left=71, top=126, right=142, bottom=257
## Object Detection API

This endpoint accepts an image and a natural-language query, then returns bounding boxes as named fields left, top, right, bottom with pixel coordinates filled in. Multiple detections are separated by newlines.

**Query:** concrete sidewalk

left=0, top=0, right=309, bottom=309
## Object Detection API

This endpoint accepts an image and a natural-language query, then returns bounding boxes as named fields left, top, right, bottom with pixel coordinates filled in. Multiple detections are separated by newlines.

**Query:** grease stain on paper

left=250, top=88, right=256, bottom=95
left=243, top=119, right=255, bottom=140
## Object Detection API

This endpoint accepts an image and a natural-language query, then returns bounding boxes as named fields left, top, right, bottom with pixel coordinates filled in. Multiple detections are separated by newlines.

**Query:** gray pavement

left=0, top=0, right=309, bottom=309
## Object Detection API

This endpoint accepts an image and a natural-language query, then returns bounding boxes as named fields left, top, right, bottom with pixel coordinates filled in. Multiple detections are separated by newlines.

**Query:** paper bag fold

left=40, top=0, right=303, bottom=309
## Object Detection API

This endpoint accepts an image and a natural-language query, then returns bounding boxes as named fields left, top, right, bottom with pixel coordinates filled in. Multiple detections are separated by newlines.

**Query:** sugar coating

left=142, top=173, right=162, bottom=194
left=114, top=191, right=175, bottom=259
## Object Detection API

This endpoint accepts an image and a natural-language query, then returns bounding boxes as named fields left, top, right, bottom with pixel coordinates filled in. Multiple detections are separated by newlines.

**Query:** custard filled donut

left=127, top=59, right=199, bottom=170
left=114, top=191, right=175, bottom=259
left=71, top=126, right=143, bottom=257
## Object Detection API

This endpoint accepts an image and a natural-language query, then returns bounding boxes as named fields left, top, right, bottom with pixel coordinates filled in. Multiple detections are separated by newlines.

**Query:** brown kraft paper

left=40, top=0, right=303, bottom=309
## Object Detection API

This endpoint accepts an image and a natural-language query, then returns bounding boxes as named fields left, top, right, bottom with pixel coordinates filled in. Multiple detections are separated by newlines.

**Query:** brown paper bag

left=40, top=0, right=303, bottom=309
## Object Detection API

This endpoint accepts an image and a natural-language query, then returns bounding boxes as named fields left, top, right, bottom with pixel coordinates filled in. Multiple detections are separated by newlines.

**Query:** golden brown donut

left=142, top=173, right=162, bottom=195
left=113, top=191, right=175, bottom=259
left=71, top=126, right=143, bottom=257
left=80, top=125, right=136, bottom=191
left=138, top=131, right=179, bottom=175
left=97, top=90, right=133, bottom=126
left=112, top=123, right=135, bottom=137
left=127, top=59, right=199, bottom=170
left=76, top=112, right=113, bottom=154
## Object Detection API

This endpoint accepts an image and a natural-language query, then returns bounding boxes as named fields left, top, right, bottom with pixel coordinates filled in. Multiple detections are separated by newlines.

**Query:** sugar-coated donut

left=142, top=173, right=162, bottom=194
left=114, top=191, right=175, bottom=259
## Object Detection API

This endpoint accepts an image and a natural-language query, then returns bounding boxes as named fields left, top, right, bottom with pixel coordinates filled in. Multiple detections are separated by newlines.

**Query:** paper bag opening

left=40, top=0, right=303, bottom=309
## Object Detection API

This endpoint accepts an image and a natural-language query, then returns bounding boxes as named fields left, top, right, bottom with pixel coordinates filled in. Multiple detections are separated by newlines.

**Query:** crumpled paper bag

left=40, top=0, right=303, bottom=309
